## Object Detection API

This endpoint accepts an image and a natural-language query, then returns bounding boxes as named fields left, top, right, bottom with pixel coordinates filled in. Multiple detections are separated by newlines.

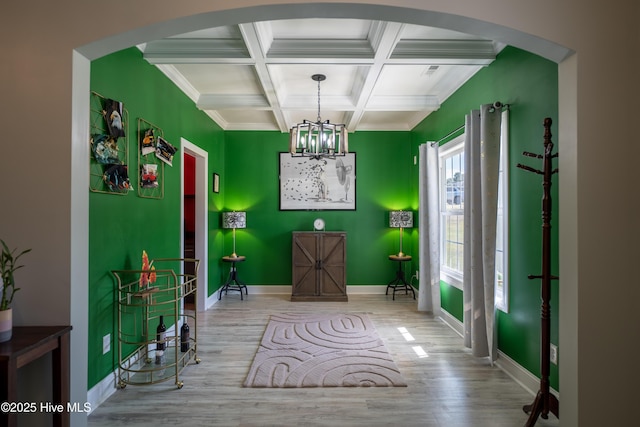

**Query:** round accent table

left=219, top=255, right=248, bottom=300
left=386, top=255, right=416, bottom=300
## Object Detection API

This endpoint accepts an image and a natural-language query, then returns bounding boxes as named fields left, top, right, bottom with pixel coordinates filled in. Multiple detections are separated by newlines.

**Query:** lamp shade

left=222, top=211, right=246, bottom=229
left=389, top=211, right=413, bottom=228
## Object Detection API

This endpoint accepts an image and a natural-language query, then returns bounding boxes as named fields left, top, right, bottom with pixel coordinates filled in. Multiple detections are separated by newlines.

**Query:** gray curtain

left=463, top=105, right=502, bottom=362
left=417, top=142, right=440, bottom=314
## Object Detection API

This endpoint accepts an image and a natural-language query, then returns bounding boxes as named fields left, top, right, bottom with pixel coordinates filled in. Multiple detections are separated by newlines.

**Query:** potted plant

left=0, top=239, right=31, bottom=342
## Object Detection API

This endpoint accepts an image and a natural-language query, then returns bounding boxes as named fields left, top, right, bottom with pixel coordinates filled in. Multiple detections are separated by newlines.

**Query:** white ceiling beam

left=345, top=21, right=404, bottom=130
left=391, top=39, right=496, bottom=60
left=222, top=121, right=281, bottom=131
left=280, top=94, right=356, bottom=111
left=197, top=94, right=271, bottom=110
left=198, top=94, right=440, bottom=113
left=267, top=39, right=374, bottom=59
left=143, top=39, right=250, bottom=63
left=144, top=38, right=496, bottom=65
left=238, top=23, right=289, bottom=132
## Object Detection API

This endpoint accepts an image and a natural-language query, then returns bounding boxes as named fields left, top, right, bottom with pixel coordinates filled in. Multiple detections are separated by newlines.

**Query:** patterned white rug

left=243, top=313, right=407, bottom=387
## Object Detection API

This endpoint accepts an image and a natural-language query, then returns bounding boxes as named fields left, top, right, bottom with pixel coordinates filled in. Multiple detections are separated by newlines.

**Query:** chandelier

left=289, top=74, right=348, bottom=159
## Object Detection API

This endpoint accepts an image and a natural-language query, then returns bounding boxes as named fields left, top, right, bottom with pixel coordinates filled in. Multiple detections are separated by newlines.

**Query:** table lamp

left=389, top=210, right=413, bottom=257
left=222, top=211, right=246, bottom=258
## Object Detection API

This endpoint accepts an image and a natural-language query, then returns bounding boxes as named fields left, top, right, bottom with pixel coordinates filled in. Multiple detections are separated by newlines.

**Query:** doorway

left=181, top=138, right=209, bottom=312
left=183, top=152, right=196, bottom=309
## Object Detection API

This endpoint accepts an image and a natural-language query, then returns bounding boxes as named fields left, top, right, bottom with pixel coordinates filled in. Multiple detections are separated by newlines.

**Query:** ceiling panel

left=142, top=18, right=503, bottom=132
left=214, top=109, right=278, bottom=130
left=359, top=111, right=430, bottom=130
left=175, top=64, right=261, bottom=94
left=286, top=109, right=351, bottom=128
left=268, top=64, right=364, bottom=106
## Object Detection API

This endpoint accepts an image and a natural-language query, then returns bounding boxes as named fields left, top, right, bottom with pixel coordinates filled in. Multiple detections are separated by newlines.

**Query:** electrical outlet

left=416, top=270, right=419, bottom=278
left=103, top=334, right=111, bottom=355
left=550, top=343, right=558, bottom=365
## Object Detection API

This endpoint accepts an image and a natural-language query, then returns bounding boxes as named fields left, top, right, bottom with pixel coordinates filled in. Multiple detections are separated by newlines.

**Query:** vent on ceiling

left=422, top=65, right=440, bottom=77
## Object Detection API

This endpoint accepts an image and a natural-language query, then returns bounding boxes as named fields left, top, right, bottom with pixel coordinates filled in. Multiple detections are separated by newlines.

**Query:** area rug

left=243, top=313, right=407, bottom=388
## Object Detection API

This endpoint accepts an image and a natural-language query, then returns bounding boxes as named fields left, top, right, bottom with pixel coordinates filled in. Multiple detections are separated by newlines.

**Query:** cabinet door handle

left=316, top=260, right=323, bottom=270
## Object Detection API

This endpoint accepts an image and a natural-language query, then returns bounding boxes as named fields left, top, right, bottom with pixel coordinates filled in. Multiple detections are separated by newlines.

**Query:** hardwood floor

left=88, top=293, right=559, bottom=427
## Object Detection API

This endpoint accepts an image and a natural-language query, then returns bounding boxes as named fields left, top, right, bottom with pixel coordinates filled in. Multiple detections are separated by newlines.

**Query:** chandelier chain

left=317, top=77, right=322, bottom=122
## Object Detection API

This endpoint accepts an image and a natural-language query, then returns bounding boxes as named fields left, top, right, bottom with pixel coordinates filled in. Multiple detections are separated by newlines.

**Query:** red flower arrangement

left=139, top=250, right=156, bottom=288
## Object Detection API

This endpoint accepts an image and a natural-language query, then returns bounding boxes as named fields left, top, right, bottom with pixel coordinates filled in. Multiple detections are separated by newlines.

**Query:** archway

left=71, top=4, right=575, bottom=426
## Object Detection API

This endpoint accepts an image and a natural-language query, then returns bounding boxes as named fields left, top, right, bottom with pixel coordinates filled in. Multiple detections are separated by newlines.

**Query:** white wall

left=1, top=2, right=638, bottom=426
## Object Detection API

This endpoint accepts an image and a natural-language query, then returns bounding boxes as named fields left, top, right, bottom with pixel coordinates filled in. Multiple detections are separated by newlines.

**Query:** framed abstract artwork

left=279, top=152, right=356, bottom=210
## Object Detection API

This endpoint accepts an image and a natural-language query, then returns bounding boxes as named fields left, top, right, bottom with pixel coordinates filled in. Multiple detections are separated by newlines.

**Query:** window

left=495, top=118, right=509, bottom=312
left=438, top=129, right=509, bottom=312
left=439, top=135, right=465, bottom=289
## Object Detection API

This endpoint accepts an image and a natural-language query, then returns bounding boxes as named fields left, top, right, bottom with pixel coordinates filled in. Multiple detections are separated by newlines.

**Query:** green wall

left=88, top=48, right=414, bottom=389
left=88, top=45, right=560, bottom=392
left=222, top=130, right=415, bottom=286
left=89, top=47, right=224, bottom=388
left=411, top=46, right=559, bottom=388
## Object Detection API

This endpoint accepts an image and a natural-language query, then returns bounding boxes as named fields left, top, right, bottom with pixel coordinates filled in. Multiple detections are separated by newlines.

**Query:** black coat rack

left=517, top=118, right=560, bottom=426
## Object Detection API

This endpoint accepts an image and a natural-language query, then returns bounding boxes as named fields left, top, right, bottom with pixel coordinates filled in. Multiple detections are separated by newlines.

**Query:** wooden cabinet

left=291, top=232, right=347, bottom=301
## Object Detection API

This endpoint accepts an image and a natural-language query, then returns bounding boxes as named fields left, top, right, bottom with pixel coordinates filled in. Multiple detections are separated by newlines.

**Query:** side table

left=386, top=255, right=416, bottom=300
left=0, top=325, right=73, bottom=427
left=219, top=255, right=248, bottom=300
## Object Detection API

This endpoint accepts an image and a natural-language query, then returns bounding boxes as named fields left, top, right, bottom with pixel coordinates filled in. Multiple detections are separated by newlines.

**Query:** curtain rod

left=429, top=102, right=510, bottom=147
left=430, top=124, right=464, bottom=147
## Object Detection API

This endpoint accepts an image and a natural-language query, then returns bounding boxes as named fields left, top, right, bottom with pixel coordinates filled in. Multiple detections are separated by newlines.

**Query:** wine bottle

left=156, top=315, right=166, bottom=351
left=180, top=321, right=190, bottom=352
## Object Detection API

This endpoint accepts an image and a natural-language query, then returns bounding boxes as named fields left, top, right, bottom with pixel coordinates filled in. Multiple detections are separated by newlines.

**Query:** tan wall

left=2, top=1, right=638, bottom=426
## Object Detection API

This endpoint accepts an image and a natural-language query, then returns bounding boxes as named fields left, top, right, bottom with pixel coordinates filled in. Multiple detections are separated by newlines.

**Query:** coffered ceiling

left=140, top=18, right=505, bottom=132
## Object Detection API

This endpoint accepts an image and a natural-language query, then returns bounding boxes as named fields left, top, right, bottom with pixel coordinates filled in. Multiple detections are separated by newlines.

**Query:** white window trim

left=441, top=267, right=463, bottom=290
left=495, top=115, right=510, bottom=313
left=439, top=134, right=465, bottom=291
left=436, top=129, right=510, bottom=308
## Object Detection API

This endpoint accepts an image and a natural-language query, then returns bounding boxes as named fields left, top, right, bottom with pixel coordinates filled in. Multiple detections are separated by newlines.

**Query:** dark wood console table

left=0, top=325, right=72, bottom=427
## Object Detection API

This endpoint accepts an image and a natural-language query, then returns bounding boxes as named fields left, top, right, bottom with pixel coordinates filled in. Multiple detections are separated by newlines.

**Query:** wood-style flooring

left=88, top=293, right=560, bottom=427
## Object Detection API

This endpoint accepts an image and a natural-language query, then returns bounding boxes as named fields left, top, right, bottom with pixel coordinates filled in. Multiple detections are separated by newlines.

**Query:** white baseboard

left=241, top=284, right=391, bottom=295
left=209, top=284, right=391, bottom=296
left=347, top=285, right=389, bottom=294
left=88, top=324, right=178, bottom=413
left=438, top=308, right=464, bottom=338
left=495, top=350, right=560, bottom=399
left=245, top=285, right=290, bottom=294
left=437, top=309, right=559, bottom=400
left=204, top=290, right=219, bottom=309
left=87, top=371, right=117, bottom=415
